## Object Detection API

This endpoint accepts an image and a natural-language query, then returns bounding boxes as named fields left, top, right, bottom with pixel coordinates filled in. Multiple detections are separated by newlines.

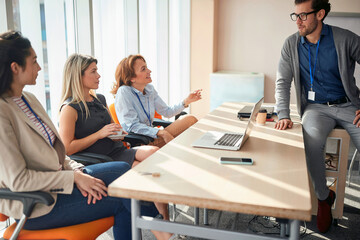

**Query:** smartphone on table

left=219, top=157, right=253, bottom=165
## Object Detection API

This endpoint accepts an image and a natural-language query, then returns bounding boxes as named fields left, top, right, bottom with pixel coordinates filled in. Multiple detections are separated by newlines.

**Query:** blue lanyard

left=21, top=96, right=53, bottom=146
left=132, top=90, right=152, bottom=126
left=308, top=39, right=320, bottom=91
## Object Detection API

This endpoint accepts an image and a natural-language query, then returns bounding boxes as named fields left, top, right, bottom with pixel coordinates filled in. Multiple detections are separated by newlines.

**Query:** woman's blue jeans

left=22, top=162, right=158, bottom=240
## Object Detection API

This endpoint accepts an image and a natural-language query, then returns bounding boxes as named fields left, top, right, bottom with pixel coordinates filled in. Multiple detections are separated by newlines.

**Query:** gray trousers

left=302, top=102, right=360, bottom=200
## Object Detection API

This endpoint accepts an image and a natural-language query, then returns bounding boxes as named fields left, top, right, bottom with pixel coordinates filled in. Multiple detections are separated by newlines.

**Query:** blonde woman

left=111, top=54, right=202, bottom=148
left=58, top=54, right=170, bottom=222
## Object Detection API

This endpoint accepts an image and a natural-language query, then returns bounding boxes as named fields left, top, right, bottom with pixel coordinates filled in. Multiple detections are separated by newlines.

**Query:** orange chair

left=108, top=103, right=171, bottom=147
left=0, top=189, right=114, bottom=240
left=2, top=216, right=114, bottom=240
left=109, top=102, right=164, bottom=124
left=154, top=111, right=163, bottom=121
left=69, top=103, right=155, bottom=164
left=109, top=102, right=120, bottom=124
left=108, top=102, right=186, bottom=147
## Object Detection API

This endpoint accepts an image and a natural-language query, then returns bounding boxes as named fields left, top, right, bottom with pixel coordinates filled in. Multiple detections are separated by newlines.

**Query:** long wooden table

left=109, top=102, right=311, bottom=240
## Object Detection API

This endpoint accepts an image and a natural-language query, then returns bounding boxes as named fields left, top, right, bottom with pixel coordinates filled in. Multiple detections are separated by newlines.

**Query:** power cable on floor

left=248, top=216, right=309, bottom=237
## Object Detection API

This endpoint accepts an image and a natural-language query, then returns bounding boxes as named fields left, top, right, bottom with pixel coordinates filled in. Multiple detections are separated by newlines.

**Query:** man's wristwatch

left=182, top=100, right=189, bottom=108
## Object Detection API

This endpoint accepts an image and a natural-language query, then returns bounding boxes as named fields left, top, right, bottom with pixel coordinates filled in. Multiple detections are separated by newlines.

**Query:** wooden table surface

left=109, top=102, right=311, bottom=221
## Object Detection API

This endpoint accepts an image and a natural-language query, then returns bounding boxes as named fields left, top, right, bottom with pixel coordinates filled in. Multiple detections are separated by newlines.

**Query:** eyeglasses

left=290, top=10, right=318, bottom=21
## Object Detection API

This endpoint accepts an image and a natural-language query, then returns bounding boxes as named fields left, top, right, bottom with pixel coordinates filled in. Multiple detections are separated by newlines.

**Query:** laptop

left=238, top=105, right=274, bottom=119
left=192, top=98, right=264, bottom=151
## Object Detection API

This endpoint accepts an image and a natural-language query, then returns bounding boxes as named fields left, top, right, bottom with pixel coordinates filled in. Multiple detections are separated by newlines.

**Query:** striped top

left=12, top=96, right=56, bottom=146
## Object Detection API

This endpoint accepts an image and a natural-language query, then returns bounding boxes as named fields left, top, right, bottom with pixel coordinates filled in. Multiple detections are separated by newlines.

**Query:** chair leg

left=204, top=208, right=209, bottom=225
left=347, top=149, right=358, bottom=187
left=171, top=203, right=177, bottom=221
left=10, top=214, right=27, bottom=240
left=6, top=218, right=11, bottom=227
left=194, top=207, right=200, bottom=225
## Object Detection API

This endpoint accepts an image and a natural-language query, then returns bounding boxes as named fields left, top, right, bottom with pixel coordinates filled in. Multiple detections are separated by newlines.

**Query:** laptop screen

left=191, top=97, right=264, bottom=150
left=240, top=97, right=264, bottom=147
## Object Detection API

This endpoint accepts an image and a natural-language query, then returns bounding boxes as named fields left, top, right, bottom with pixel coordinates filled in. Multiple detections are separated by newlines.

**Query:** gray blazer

left=275, top=25, right=360, bottom=120
left=0, top=91, right=83, bottom=219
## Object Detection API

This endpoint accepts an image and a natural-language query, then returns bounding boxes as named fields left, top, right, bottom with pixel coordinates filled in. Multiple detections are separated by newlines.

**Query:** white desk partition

left=210, top=71, right=264, bottom=111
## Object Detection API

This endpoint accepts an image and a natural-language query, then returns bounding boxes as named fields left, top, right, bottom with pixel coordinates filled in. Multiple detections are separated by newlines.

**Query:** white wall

left=190, top=0, right=217, bottom=118
left=216, top=0, right=360, bottom=104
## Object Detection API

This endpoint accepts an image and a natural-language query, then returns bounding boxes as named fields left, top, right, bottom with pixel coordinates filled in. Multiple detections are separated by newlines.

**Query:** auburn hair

left=110, top=54, right=146, bottom=95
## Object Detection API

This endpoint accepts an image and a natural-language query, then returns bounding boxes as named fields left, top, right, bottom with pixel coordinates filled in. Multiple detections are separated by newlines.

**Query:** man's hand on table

left=275, top=118, right=293, bottom=130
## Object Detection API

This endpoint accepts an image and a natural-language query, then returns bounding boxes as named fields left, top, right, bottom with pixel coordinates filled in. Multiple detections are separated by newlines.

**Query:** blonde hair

left=110, top=54, right=146, bottom=96
left=60, top=53, right=98, bottom=117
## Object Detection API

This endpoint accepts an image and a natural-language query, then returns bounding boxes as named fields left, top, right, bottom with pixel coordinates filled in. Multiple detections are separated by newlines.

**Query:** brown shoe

left=317, top=190, right=336, bottom=233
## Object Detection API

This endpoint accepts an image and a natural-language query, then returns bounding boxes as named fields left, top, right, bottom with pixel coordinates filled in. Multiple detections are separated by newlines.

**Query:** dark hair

left=110, top=54, right=146, bottom=95
left=0, top=30, right=32, bottom=95
left=295, top=0, right=331, bottom=21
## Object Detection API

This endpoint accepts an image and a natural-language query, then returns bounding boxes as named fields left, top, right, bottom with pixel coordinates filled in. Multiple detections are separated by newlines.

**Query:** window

left=139, top=0, right=190, bottom=109
left=0, top=0, right=8, bottom=33
left=1, top=0, right=190, bottom=124
left=4, top=0, right=79, bottom=124
left=92, top=0, right=127, bottom=104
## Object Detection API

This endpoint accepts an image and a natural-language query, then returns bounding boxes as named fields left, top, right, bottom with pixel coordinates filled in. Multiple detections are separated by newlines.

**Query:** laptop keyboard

left=215, top=133, right=243, bottom=147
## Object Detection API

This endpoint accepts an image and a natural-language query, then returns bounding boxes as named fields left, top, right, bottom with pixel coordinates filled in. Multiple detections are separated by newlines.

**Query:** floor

left=1, top=147, right=359, bottom=240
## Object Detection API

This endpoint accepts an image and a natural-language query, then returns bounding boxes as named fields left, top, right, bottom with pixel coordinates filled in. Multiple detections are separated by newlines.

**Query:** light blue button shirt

left=115, top=84, right=185, bottom=138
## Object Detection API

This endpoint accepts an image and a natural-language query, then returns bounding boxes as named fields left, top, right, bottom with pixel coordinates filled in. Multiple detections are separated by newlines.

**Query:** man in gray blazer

left=274, top=0, right=360, bottom=233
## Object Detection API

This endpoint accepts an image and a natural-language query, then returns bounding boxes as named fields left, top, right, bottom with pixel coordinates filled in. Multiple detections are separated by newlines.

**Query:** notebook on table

left=191, top=98, right=263, bottom=151
left=238, top=105, right=274, bottom=119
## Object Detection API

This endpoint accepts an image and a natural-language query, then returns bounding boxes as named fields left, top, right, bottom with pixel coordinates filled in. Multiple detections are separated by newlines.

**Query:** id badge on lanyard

left=133, top=90, right=152, bottom=126
left=308, top=40, right=320, bottom=101
left=308, top=90, right=315, bottom=101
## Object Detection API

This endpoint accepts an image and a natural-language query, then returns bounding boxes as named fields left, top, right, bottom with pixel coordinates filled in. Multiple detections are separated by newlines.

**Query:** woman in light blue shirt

left=111, top=54, right=202, bottom=148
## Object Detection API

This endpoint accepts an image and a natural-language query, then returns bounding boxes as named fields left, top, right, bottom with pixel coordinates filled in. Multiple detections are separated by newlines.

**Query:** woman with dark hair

left=0, top=31, right=169, bottom=240
left=112, top=54, right=202, bottom=148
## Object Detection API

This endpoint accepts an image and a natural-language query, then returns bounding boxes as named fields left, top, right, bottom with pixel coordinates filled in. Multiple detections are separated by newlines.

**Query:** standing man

left=275, top=0, right=360, bottom=233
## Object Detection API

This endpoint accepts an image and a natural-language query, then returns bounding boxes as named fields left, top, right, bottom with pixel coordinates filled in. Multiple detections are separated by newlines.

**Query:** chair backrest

left=0, top=213, right=8, bottom=221
left=3, top=216, right=114, bottom=240
left=109, top=103, right=163, bottom=124
left=109, top=103, right=120, bottom=124
left=154, top=111, right=162, bottom=120
left=0, top=189, right=114, bottom=240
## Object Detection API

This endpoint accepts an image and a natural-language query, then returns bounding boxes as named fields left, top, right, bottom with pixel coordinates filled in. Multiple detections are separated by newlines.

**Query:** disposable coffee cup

left=109, top=129, right=123, bottom=137
left=256, top=109, right=267, bottom=125
left=115, top=129, right=123, bottom=136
